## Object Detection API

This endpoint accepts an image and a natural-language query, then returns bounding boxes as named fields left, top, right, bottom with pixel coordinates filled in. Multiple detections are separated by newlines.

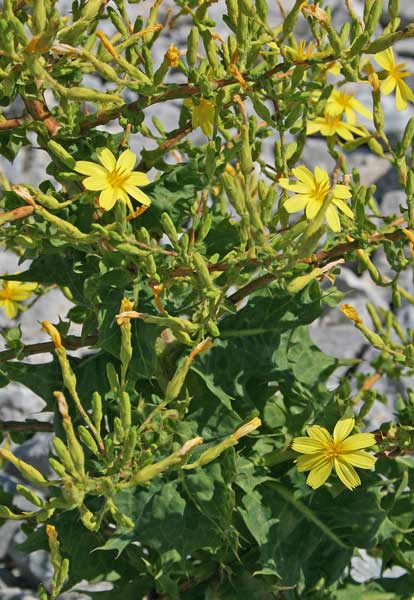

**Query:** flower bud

left=0, top=449, right=48, bottom=485
left=120, top=391, right=132, bottom=431
left=340, top=303, right=362, bottom=324
left=193, top=252, right=216, bottom=291
left=47, top=140, right=76, bottom=169
left=32, top=0, right=47, bottom=35
left=92, top=391, right=103, bottom=434
left=53, top=437, right=75, bottom=477
left=49, top=457, right=66, bottom=478
left=121, top=428, right=137, bottom=466
left=107, top=6, right=129, bottom=36
left=187, top=26, right=199, bottom=68
left=78, top=426, right=99, bottom=456
left=161, top=212, right=179, bottom=248
left=233, top=417, right=261, bottom=440
left=80, top=0, right=105, bottom=21
left=16, top=484, right=44, bottom=507
left=41, top=320, right=62, bottom=348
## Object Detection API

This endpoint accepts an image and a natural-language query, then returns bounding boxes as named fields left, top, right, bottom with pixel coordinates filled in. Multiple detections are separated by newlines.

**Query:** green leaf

left=138, top=162, right=205, bottom=235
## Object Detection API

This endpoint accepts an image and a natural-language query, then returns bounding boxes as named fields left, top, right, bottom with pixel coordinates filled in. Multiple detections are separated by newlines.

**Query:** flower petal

left=314, top=167, right=329, bottom=187
left=99, top=188, right=117, bottom=211
left=340, top=432, right=376, bottom=452
left=83, top=176, right=107, bottom=191
left=116, top=149, right=137, bottom=174
left=306, top=459, right=333, bottom=489
left=332, top=184, right=351, bottom=199
left=296, top=452, right=328, bottom=472
left=395, top=83, right=408, bottom=111
left=292, top=166, right=314, bottom=186
left=350, top=97, right=373, bottom=120
left=3, top=299, right=18, bottom=318
left=200, top=119, right=213, bottom=137
left=336, top=123, right=354, bottom=141
left=333, top=418, right=355, bottom=443
left=398, top=79, right=414, bottom=102
left=344, top=106, right=356, bottom=124
left=127, top=171, right=150, bottom=187
left=284, top=194, right=308, bottom=213
left=307, top=425, right=332, bottom=446
left=291, top=437, right=324, bottom=454
left=305, top=198, right=320, bottom=220
left=74, top=161, right=107, bottom=177
left=332, top=198, right=354, bottom=219
left=381, top=76, right=396, bottom=96
left=96, top=148, right=116, bottom=172
left=123, top=185, right=151, bottom=207
left=306, top=121, right=321, bottom=136
left=325, top=205, right=341, bottom=232
left=374, top=48, right=395, bottom=71
left=334, top=457, right=361, bottom=490
left=342, top=451, right=376, bottom=470
left=281, top=182, right=310, bottom=193
left=7, top=282, right=37, bottom=301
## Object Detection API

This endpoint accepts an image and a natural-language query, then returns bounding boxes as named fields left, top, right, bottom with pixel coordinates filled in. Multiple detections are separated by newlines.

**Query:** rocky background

left=0, top=0, right=412, bottom=597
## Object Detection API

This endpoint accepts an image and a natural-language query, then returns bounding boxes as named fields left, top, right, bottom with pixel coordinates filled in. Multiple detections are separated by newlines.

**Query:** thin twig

left=0, top=335, right=97, bottom=362
left=0, top=420, right=54, bottom=433
left=23, top=98, right=61, bottom=136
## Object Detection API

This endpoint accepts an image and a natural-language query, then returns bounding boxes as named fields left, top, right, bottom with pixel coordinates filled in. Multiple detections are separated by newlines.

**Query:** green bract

left=0, top=1, right=414, bottom=599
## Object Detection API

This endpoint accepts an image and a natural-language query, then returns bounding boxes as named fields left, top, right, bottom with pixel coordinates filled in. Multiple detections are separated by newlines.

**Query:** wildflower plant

left=1, top=0, right=414, bottom=598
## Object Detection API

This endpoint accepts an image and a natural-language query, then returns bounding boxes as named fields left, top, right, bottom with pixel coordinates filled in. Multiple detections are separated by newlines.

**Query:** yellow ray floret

left=278, top=165, right=353, bottom=232
left=184, top=97, right=215, bottom=137
left=74, top=148, right=151, bottom=213
left=307, top=111, right=366, bottom=141
left=374, top=47, right=414, bottom=111
left=0, top=278, right=37, bottom=319
left=291, top=417, right=376, bottom=490
left=326, top=89, right=372, bottom=124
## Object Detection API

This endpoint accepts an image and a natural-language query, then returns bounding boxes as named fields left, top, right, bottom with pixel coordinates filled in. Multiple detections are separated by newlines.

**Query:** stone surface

left=0, top=0, right=411, bottom=595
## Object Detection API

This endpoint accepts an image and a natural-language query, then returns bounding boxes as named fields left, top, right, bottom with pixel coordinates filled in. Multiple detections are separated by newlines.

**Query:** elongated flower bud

left=0, top=449, right=47, bottom=485
left=16, top=484, right=44, bottom=507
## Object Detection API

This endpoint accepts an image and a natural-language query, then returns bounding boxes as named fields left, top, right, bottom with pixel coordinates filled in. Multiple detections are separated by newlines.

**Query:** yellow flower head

left=184, top=97, right=215, bottom=137
left=340, top=303, right=362, bottom=324
left=307, top=111, right=366, bottom=141
left=0, top=278, right=37, bottom=319
left=166, top=44, right=180, bottom=68
left=278, top=165, right=354, bottom=232
left=74, top=148, right=151, bottom=213
left=374, top=47, right=414, bottom=111
left=284, top=39, right=315, bottom=62
left=292, top=417, right=376, bottom=490
left=283, top=40, right=339, bottom=75
left=326, top=89, right=372, bottom=124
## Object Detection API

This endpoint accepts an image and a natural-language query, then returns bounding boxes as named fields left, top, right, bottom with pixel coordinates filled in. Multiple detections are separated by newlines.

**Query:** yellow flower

left=307, top=111, right=366, bottom=141
left=74, top=148, right=151, bottom=213
left=283, top=40, right=340, bottom=75
left=166, top=44, right=180, bottom=68
left=326, top=89, right=372, bottom=124
left=292, top=417, right=376, bottom=490
left=284, top=39, right=315, bottom=62
left=278, top=165, right=353, bottom=232
left=0, top=278, right=37, bottom=318
left=340, top=303, right=362, bottom=324
left=374, top=47, right=414, bottom=111
left=184, top=97, right=215, bottom=136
